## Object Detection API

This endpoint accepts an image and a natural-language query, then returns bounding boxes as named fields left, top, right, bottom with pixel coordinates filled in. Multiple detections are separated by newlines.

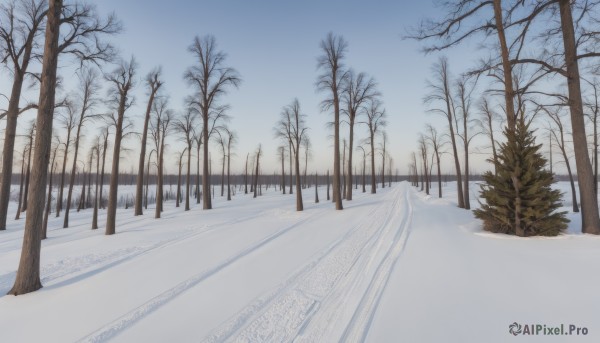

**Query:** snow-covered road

left=1, top=182, right=598, bottom=343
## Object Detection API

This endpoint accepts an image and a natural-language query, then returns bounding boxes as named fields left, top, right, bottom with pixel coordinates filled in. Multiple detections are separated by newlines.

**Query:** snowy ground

left=0, top=181, right=598, bottom=342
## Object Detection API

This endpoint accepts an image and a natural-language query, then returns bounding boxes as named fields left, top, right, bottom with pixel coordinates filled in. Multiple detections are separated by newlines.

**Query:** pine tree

left=474, top=118, right=568, bottom=236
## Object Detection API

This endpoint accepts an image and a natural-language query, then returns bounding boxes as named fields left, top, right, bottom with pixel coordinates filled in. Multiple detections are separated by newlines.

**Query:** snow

left=0, top=181, right=598, bottom=342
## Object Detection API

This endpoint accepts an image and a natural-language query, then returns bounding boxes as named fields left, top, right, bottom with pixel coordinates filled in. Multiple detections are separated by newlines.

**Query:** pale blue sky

left=3, top=1, right=490, bottom=175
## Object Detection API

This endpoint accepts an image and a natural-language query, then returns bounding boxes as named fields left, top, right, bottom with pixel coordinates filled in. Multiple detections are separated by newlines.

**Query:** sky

left=1, top=0, right=495, bottom=175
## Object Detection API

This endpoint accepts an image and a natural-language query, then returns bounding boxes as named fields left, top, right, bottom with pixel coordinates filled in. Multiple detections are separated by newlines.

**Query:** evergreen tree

left=474, top=118, right=568, bottom=237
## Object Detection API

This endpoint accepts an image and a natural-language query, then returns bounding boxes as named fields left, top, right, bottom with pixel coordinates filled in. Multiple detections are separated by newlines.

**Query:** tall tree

left=43, top=136, right=60, bottom=239
left=357, top=145, right=367, bottom=193
left=223, top=127, right=236, bottom=201
left=55, top=99, right=77, bottom=217
left=425, top=124, right=445, bottom=198
left=341, top=70, right=378, bottom=200
left=185, top=35, right=241, bottom=210
left=0, top=0, right=47, bottom=231
left=9, top=0, right=119, bottom=295
left=279, top=146, right=286, bottom=194
left=105, top=57, right=136, bottom=236
left=363, top=98, right=386, bottom=194
left=98, top=127, right=109, bottom=209
left=174, top=109, right=196, bottom=210
left=253, top=145, right=262, bottom=199
left=557, top=0, right=600, bottom=233
left=63, top=68, right=99, bottom=228
left=134, top=68, right=162, bottom=215
left=380, top=131, right=388, bottom=189
left=91, top=137, right=100, bottom=230
left=478, top=97, right=501, bottom=175
left=424, top=58, right=465, bottom=208
left=545, top=106, right=579, bottom=213
left=193, top=131, right=202, bottom=203
left=275, top=99, right=308, bottom=211
left=176, top=148, right=185, bottom=208
left=150, top=97, right=172, bottom=219
left=584, top=79, right=599, bottom=196
left=455, top=75, right=478, bottom=209
left=317, top=32, right=347, bottom=210
left=21, top=120, right=36, bottom=212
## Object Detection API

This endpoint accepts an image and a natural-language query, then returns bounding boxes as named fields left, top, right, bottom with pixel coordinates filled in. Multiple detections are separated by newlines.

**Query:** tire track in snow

left=0, top=208, right=272, bottom=294
left=201, top=185, right=408, bottom=343
left=338, top=185, right=413, bottom=343
left=75, top=205, right=331, bottom=343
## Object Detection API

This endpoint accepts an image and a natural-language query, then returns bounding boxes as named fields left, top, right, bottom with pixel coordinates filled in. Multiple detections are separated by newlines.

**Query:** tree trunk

left=9, top=0, right=62, bottom=295
left=64, top=123, right=83, bottom=227
left=315, top=172, right=319, bottom=203
left=253, top=150, right=260, bottom=198
left=370, top=131, right=376, bottom=194
left=0, top=65, right=27, bottom=230
left=244, top=153, right=248, bottom=194
left=22, top=138, right=33, bottom=212
left=15, top=153, right=26, bottom=220
left=155, top=139, right=165, bottom=218
left=105, top=100, right=126, bottom=235
left=176, top=155, right=182, bottom=208
left=436, top=151, right=442, bottom=198
left=56, top=132, right=70, bottom=217
left=289, top=141, right=293, bottom=195
left=327, top=169, right=330, bottom=201
left=227, top=144, right=232, bottom=201
left=43, top=163, right=55, bottom=239
left=99, top=134, right=108, bottom=209
left=281, top=147, right=286, bottom=194
left=295, top=144, right=303, bottom=211
left=135, top=85, right=159, bottom=215
left=196, top=143, right=201, bottom=203
left=558, top=0, right=600, bottom=234
left=202, top=110, right=211, bottom=209
left=362, top=155, right=366, bottom=193
left=493, top=0, right=517, bottom=132
left=221, top=152, right=225, bottom=197
left=186, top=145, right=191, bottom=210
left=92, top=148, right=100, bottom=230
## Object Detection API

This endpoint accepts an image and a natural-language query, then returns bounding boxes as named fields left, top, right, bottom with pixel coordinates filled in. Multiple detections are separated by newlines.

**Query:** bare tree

left=56, top=100, right=77, bottom=217
left=302, top=137, right=311, bottom=190
left=380, top=131, right=388, bottom=189
left=151, top=97, right=173, bottom=219
left=10, top=0, right=120, bottom=295
left=91, top=137, right=100, bottom=230
left=357, top=145, right=367, bottom=193
left=244, top=152, right=249, bottom=194
left=424, top=58, right=465, bottom=208
left=223, top=127, right=236, bottom=201
left=455, top=75, right=478, bottom=209
left=363, top=98, right=386, bottom=194
left=21, top=120, right=36, bottom=212
left=584, top=78, right=600, bottom=196
left=134, top=67, right=162, bottom=215
left=315, top=172, right=319, bottom=203
left=275, top=99, right=309, bottom=211
left=99, top=127, right=109, bottom=209
left=105, top=57, right=136, bottom=235
left=63, top=67, right=99, bottom=228
left=253, top=145, right=262, bottom=199
left=185, top=35, right=241, bottom=210
left=425, top=124, right=445, bottom=198
left=174, top=108, right=196, bottom=210
left=215, top=130, right=226, bottom=197
left=279, top=146, right=286, bottom=194
left=341, top=70, right=378, bottom=200
left=317, top=32, right=347, bottom=210
left=43, top=136, right=60, bottom=239
left=193, top=130, right=202, bottom=203
left=545, top=106, right=579, bottom=213
left=14, top=144, right=27, bottom=220
left=144, top=149, right=156, bottom=209
left=176, top=148, right=186, bottom=208
left=0, top=0, right=47, bottom=231
left=478, top=97, right=502, bottom=175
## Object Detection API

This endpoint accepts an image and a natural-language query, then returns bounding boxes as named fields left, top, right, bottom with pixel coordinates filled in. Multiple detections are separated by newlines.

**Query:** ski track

left=0, top=208, right=273, bottom=294
left=75, top=204, right=331, bottom=343
left=202, top=184, right=413, bottom=343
